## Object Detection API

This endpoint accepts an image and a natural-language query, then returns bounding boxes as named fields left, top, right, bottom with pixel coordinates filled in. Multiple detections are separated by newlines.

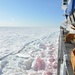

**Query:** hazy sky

left=0, top=0, right=65, bottom=27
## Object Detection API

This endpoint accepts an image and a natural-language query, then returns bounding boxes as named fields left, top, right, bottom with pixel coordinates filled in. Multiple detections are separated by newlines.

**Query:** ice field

left=0, top=27, right=59, bottom=75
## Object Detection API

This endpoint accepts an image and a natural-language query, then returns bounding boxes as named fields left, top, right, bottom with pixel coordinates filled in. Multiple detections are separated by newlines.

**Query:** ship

left=58, top=0, right=75, bottom=75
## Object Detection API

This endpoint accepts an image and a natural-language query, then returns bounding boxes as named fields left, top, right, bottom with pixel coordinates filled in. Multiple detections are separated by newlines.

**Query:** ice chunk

left=39, top=43, right=46, bottom=50
left=23, top=58, right=34, bottom=70
left=16, top=53, right=30, bottom=59
left=32, top=56, right=45, bottom=71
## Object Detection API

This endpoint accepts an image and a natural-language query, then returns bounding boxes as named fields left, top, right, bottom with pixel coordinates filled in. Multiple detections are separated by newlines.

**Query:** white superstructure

left=62, top=0, right=71, bottom=11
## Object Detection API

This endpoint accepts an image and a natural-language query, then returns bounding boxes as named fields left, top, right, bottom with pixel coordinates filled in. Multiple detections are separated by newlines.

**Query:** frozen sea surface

left=0, top=27, right=59, bottom=75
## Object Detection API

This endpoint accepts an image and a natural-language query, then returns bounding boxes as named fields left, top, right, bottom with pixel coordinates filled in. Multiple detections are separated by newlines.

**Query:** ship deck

left=57, top=29, right=75, bottom=75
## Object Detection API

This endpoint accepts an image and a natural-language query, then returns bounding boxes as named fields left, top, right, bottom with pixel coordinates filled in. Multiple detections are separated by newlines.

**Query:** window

left=63, top=2, right=68, bottom=5
left=63, top=0, right=68, bottom=2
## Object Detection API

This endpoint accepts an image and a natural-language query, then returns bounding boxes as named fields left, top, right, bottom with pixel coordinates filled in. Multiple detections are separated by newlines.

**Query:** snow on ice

left=0, top=27, right=59, bottom=75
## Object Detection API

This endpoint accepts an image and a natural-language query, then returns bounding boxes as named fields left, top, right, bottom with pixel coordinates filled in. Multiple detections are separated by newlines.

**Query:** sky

left=0, top=0, right=65, bottom=27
